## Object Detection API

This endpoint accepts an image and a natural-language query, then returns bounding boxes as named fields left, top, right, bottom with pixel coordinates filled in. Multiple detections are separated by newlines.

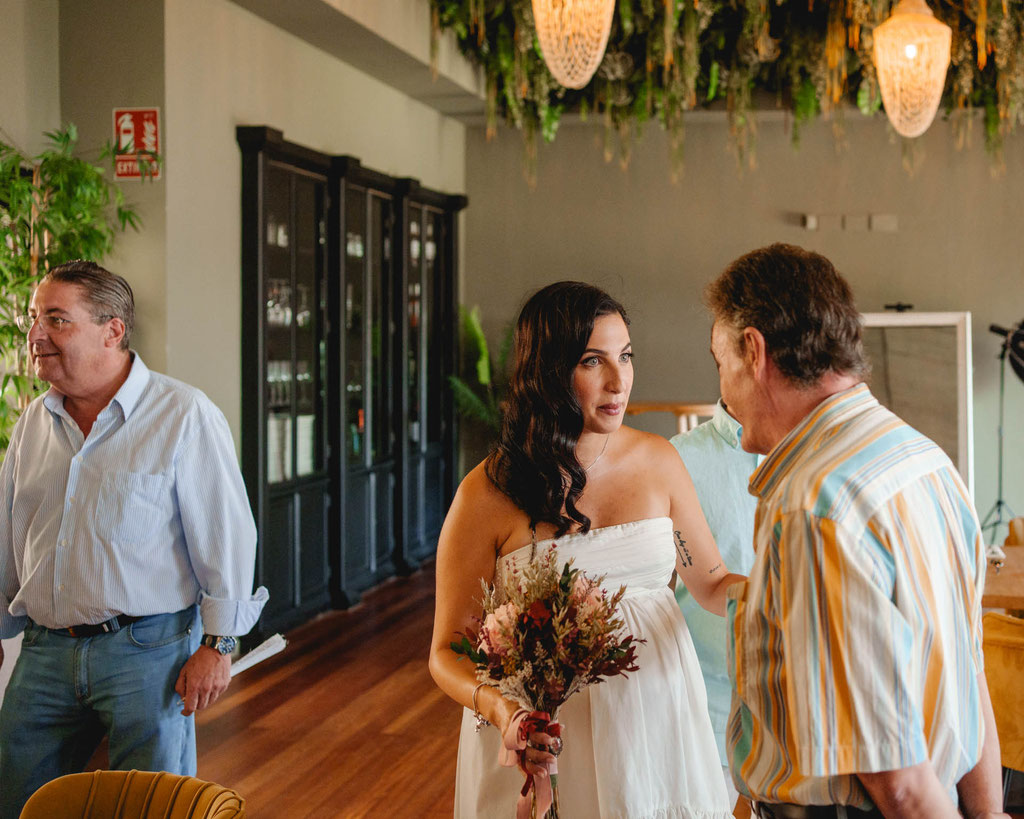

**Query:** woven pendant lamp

left=532, top=0, right=616, bottom=89
left=872, top=0, right=952, bottom=138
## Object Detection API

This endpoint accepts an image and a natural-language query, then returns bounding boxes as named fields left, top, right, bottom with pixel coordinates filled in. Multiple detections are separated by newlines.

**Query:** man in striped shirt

left=706, top=244, right=1006, bottom=818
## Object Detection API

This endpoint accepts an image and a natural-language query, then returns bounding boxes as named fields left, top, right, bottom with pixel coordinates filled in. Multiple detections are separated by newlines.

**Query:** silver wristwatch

left=201, top=633, right=237, bottom=655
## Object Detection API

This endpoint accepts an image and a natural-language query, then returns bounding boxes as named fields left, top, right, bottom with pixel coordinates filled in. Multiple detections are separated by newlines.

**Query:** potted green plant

left=0, top=124, right=152, bottom=454
left=449, top=305, right=511, bottom=436
left=450, top=305, right=513, bottom=475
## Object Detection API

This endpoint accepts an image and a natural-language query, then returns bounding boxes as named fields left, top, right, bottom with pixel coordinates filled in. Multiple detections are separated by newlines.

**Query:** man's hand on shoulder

left=174, top=645, right=231, bottom=716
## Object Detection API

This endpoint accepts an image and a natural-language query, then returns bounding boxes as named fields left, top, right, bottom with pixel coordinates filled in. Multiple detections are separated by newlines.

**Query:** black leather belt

left=752, top=803, right=884, bottom=819
left=53, top=614, right=142, bottom=638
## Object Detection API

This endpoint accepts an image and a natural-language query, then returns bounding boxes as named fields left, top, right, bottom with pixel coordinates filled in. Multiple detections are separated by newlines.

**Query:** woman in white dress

left=429, top=282, right=740, bottom=818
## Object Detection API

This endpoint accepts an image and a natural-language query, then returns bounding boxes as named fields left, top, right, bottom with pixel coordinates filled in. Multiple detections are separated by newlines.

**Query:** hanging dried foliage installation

left=430, top=0, right=1024, bottom=176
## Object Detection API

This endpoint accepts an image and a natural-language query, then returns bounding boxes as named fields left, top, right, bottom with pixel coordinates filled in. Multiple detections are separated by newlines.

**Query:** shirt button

left=59, top=584, right=65, bottom=591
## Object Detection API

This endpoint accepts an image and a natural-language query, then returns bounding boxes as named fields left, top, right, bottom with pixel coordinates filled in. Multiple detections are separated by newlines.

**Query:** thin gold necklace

left=582, top=434, right=610, bottom=473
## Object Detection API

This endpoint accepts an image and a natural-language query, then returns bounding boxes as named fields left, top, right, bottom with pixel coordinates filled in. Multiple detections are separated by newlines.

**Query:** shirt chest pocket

left=97, top=470, right=174, bottom=545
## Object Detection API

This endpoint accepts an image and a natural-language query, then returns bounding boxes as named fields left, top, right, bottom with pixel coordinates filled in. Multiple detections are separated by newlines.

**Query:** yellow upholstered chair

left=982, top=611, right=1024, bottom=807
left=20, top=770, right=245, bottom=818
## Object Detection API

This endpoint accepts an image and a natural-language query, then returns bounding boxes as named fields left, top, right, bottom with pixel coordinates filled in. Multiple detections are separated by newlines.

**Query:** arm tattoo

left=674, top=530, right=694, bottom=567
left=708, top=563, right=722, bottom=575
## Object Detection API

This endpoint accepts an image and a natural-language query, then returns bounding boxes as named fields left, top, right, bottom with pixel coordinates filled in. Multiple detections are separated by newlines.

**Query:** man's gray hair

left=42, top=260, right=135, bottom=351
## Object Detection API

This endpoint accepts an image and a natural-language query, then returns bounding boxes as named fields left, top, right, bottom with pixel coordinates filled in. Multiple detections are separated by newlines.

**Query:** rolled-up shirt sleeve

left=0, top=426, right=27, bottom=640
left=174, top=401, right=267, bottom=637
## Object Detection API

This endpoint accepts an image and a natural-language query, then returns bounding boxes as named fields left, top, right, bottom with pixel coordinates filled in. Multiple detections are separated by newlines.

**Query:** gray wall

left=59, top=0, right=168, bottom=371
left=0, top=0, right=59, bottom=153
left=463, top=114, right=1024, bottom=532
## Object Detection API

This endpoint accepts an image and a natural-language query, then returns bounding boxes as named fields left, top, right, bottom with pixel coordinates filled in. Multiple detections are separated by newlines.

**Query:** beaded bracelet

left=472, top=681, right=492, bottom=732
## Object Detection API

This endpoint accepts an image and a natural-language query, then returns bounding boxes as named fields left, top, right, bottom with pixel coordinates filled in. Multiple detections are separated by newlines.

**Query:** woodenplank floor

left=196, top=564, right=460, bottom=818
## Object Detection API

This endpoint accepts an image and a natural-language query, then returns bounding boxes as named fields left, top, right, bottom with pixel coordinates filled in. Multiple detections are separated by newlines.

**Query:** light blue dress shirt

left=0, top=354, right=268, bottom=639
left=670, top=400, right=759, bottom=765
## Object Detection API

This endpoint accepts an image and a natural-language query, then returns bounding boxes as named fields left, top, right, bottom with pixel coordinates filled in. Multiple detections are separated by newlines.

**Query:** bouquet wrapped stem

left=453, top=549, right=642, bottom=818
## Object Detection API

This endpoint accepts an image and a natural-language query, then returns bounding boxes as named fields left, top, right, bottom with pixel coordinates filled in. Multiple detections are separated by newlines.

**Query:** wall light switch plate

left=869, top=213, right=899, bottom=232
left=802, top=213, right=818, bottom=230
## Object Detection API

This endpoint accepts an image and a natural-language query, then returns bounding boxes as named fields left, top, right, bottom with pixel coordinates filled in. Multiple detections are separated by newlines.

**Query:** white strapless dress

left=454, top=517, right=732, bottom=818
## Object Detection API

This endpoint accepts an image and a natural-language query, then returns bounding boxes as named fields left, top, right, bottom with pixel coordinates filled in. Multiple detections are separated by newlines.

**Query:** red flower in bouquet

left=526, top=600, right=552, bottom=627
left=451, top=548, right=643, bottom=818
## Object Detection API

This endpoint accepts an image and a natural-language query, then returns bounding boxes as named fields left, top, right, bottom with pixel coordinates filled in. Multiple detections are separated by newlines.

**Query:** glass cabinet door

left=342, top=184, right=398, bottom=594
left=425, top=208, right=445, bottom=448
left=343, top=187, right=396, bottom=469
left=344, top=186, right=367, bottom=466
left=293, top=175, right=324, bottom=478
left=264, top=165, right=325, bottom=485
left=407, top=205, right=423, bottom=449
left=370, top=194, right=394, bottom=464
left=406, top=204, right=451, bottom=563
left=264, top=164, right=293, bottom=485
left=238, top=125, right=332, bottom=637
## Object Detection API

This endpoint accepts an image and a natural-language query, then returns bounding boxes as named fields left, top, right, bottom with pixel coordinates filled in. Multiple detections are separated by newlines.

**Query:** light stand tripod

left=980, top=323, right=1020, bottom=544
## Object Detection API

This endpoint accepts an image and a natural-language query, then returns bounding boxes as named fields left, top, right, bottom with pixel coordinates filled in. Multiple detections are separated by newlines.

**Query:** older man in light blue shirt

left=670, top=400, right=758, bottom=807
left=0, top=261, right=267, bottom=818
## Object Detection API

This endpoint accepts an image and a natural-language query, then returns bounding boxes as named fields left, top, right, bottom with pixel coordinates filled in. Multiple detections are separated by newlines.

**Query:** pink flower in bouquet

left=481, top=601, right=517, bottom=655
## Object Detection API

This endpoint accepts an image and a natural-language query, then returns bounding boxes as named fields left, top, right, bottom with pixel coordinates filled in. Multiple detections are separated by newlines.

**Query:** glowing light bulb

left=904, top=42, right=918, bottom=60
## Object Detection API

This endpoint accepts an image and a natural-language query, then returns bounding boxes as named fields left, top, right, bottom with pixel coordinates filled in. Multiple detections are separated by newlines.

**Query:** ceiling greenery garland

left=429, top=0, right=1024, bottom=177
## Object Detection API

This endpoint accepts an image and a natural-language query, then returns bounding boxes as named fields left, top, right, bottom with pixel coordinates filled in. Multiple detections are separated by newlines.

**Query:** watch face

left=205, top=635, right=237, bottom=655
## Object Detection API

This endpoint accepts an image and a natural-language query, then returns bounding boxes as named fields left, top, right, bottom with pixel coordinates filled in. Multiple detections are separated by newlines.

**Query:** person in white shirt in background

left=670, top=399, right=760, bottom=809
left=0, top=260, right=268, bottom=819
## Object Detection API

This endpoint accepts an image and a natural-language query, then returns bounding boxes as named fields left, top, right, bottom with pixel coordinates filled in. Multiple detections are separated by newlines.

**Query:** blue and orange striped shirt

left=726, top=383, right=985, bottom=807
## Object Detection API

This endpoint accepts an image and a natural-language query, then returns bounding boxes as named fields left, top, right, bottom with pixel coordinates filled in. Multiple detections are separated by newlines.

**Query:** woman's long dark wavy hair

left=485, top=281, right=629, bottom=537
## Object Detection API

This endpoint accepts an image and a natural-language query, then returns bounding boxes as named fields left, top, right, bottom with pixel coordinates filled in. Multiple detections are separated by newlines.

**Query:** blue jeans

left=0, top=607, right=200, bottom=819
